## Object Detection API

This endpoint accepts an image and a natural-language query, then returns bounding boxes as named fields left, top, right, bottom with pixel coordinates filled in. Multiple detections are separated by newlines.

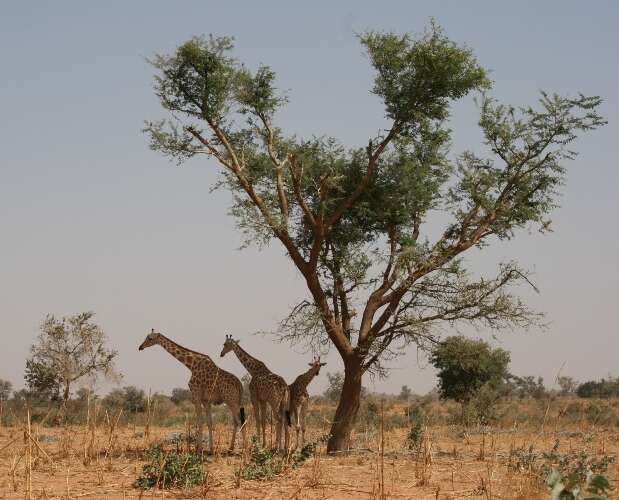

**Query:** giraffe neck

left=157, top=335, right=206, bottom=372
left=292, top=367, right=318, bottom=391
left=231, top=343, right=269, bottom=377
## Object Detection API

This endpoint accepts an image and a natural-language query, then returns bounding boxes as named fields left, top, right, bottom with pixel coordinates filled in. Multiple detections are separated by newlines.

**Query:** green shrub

left=291, top=442, right=316, bottom=467
left=239, top=439, right=282, bottom=481
left=134, top=445, right=205, bottom=489
left=406, top=406, right=425, bottom=452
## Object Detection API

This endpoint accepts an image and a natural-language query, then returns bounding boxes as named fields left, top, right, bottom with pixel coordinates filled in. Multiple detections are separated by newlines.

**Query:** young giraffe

left=289, top=356, right=326, bottom=449
left=220, top=335, right=290, bottom=452
left=139, top=329, right=246, bottom=454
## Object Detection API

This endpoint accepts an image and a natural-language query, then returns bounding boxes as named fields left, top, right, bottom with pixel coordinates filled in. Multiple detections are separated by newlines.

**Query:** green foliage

left=507, top=375, right=548, bottom=400
left=323, top=372, right=367, bottom=402
left=509, top=440, right=614, bottom=499
left=24, top=358, right=62, bottom=401
left=239, top=438, right=317, bottom=481
left=558, top=376, right=578, bottom=396
left=239, top=438, right=282, bottom=481
left=508, top=445, right=539, bottom=473
left=399, top=385, right=413, bottom=400
left=145, top=24, right=605, bottom=448
left=24, top=312, right=119, bottom=405
left=360, top=22, right=490, bottom=125
left=103, top=386, right=146, bottom=413
left=134, top=445, right=205, bottom=489
left=406, top=406, right=426, bottom=452
left=323, top=372, right=343, bottom=402
left=541, top=440, right=614, bottom=484
left=431, top=336, right=510, bottom=404
left=170, top=388, right=192, bottom=405
left=576, top=378, right=619, bottom=399
left=291, top=442, right=317, bottom=467
left=0, top=379, right=12, bottom=402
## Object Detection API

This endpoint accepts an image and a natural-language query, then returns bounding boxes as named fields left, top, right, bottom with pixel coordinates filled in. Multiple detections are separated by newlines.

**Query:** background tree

left=399, top=385, right=413, bottom=401
left=557, top=376, right=577, bottom=396
left=170, top=387, right=192, bottom=405
left=0, top=379, right=12, bottom=425
left=507, top=375, right=548, bottom=400
left=0, top=380, right=12, bottom=403
left=431, top=336, right=510, bottom=409
left=25, top=312, right=120, bottom=410
left=576, top=378, right=619, bottom=399
left=323, top=372, right=344, bottom=402
left=103, top=386, right=147, bottom=413
left=145, top=25, right=604, bottom=451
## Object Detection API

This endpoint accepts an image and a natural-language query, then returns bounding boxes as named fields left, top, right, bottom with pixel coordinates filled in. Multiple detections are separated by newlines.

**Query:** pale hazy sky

left=1, top=1, right=617, bottom=397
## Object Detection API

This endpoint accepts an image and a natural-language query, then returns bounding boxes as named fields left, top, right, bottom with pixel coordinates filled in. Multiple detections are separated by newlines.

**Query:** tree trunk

left=327, top=356, right=363, bottom=453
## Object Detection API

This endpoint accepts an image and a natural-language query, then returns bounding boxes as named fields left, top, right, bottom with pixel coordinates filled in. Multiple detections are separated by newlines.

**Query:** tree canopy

left=25, top=312, right=120, bottom=407
left=144, top=24, right=605, bottom=452
left=431, top=336, right=510, bottom=404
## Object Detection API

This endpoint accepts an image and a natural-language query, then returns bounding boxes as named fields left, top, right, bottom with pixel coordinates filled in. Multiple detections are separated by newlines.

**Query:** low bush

left=134, top=445, right=205, bottom=489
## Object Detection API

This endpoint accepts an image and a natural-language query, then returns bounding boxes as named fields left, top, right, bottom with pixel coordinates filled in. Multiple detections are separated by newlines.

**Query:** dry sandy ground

left=1, top=421, right=618, bottom=499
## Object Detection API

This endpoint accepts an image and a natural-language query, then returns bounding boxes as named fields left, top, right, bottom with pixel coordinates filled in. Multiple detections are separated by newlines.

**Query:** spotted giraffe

left=139, top=329, right=246, bottom=453
left=289, top=356, right=326, bottom=449
left=220, top=335, right=290, bottom=452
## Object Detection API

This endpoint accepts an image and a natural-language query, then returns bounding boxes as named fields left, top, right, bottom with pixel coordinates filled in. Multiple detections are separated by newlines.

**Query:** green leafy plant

left=508, top=444, right=539, bottom=473
left=547, top=469, right=613, bottom=499
left=134, top=445, right=205, bottom=489
left=541, top=440, right=614, bottom=484
left=508, top=440, right=614, bottom=499
left=291, top=442, right=317, bottom=467
left=239, top=438, right=283, bottom=481
left=406, top=406, right=426, bottom=452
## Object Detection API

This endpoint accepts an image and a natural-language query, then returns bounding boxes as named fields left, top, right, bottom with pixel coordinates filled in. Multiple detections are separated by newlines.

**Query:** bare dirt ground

left=1, top=402, right=618, bottom=499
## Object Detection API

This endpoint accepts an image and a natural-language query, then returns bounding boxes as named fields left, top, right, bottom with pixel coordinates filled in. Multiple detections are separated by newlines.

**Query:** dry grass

left=0, top=399, right=617, bottom=499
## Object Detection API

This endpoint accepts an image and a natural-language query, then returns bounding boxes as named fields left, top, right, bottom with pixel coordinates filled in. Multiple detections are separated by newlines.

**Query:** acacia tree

left=25, top=312, right=120, bottom=409
left=144, top=26, right=604, bottom=452
left=431, top=336, right=510, bottom=404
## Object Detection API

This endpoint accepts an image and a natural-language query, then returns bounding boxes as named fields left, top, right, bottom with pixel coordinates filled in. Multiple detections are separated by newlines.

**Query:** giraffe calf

left=289, top=357, right=326, bottom=449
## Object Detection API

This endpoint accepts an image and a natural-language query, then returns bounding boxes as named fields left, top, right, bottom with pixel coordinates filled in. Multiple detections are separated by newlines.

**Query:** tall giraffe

left=220, top=335, right=290, bottom=452
left=289, top=356, right=326, bottom=449
left=139, top=329, right=246, bottom=454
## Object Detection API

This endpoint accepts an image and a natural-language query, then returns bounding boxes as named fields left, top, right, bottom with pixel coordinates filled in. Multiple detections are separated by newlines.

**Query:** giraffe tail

left=240, top=407, right=246, bottom=425
left=285, top=410, right=291, bottom=426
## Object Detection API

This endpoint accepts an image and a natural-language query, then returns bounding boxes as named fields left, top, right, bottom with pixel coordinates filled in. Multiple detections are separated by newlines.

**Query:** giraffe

left=288, top=356, right=326, bottom=449
left=138, top=329, right=246, bottom=454
left=219, top=335, right=290, bottom=452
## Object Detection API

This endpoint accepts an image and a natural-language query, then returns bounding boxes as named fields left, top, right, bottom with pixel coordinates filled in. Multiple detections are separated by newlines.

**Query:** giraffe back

left=190, top=357, right=243, bottom=407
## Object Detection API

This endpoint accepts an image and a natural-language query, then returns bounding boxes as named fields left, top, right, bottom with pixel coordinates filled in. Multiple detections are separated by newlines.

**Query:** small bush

left=239, top=439, right=282, bottom=481
left=541, top=440, right=614, bottom=485
left=291, top=442, right=316, bottom=467
left=406, top=406, right=426, bottom=452
left=134, top=445, right=205, bottom=489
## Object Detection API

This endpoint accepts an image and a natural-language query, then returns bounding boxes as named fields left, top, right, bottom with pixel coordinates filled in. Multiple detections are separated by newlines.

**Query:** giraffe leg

left=250, top=391, right=261, bottom=445
left=227, top=402, right=239, bottom=452
left=205, top=402, right=214, bottom=454
left=283, top=390, right=290, bottom=452
left=282, top=402, right=290, bottom=453
left=192, top=395, right=204, bottom=454
left=292, top=406, right=300, bottom=450
left=300, top=400, right=308, bottom=448
left=274, top=401, right=282, bottom=452
left=260, top=400, right=268, bottom=448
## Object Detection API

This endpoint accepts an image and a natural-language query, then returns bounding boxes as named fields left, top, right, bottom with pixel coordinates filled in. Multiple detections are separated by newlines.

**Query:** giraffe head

left=139, top=328, right=162, bottom=351
left=220, top=334, right=238, bottom=357
left=308, top=356, right=326, bottom=375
